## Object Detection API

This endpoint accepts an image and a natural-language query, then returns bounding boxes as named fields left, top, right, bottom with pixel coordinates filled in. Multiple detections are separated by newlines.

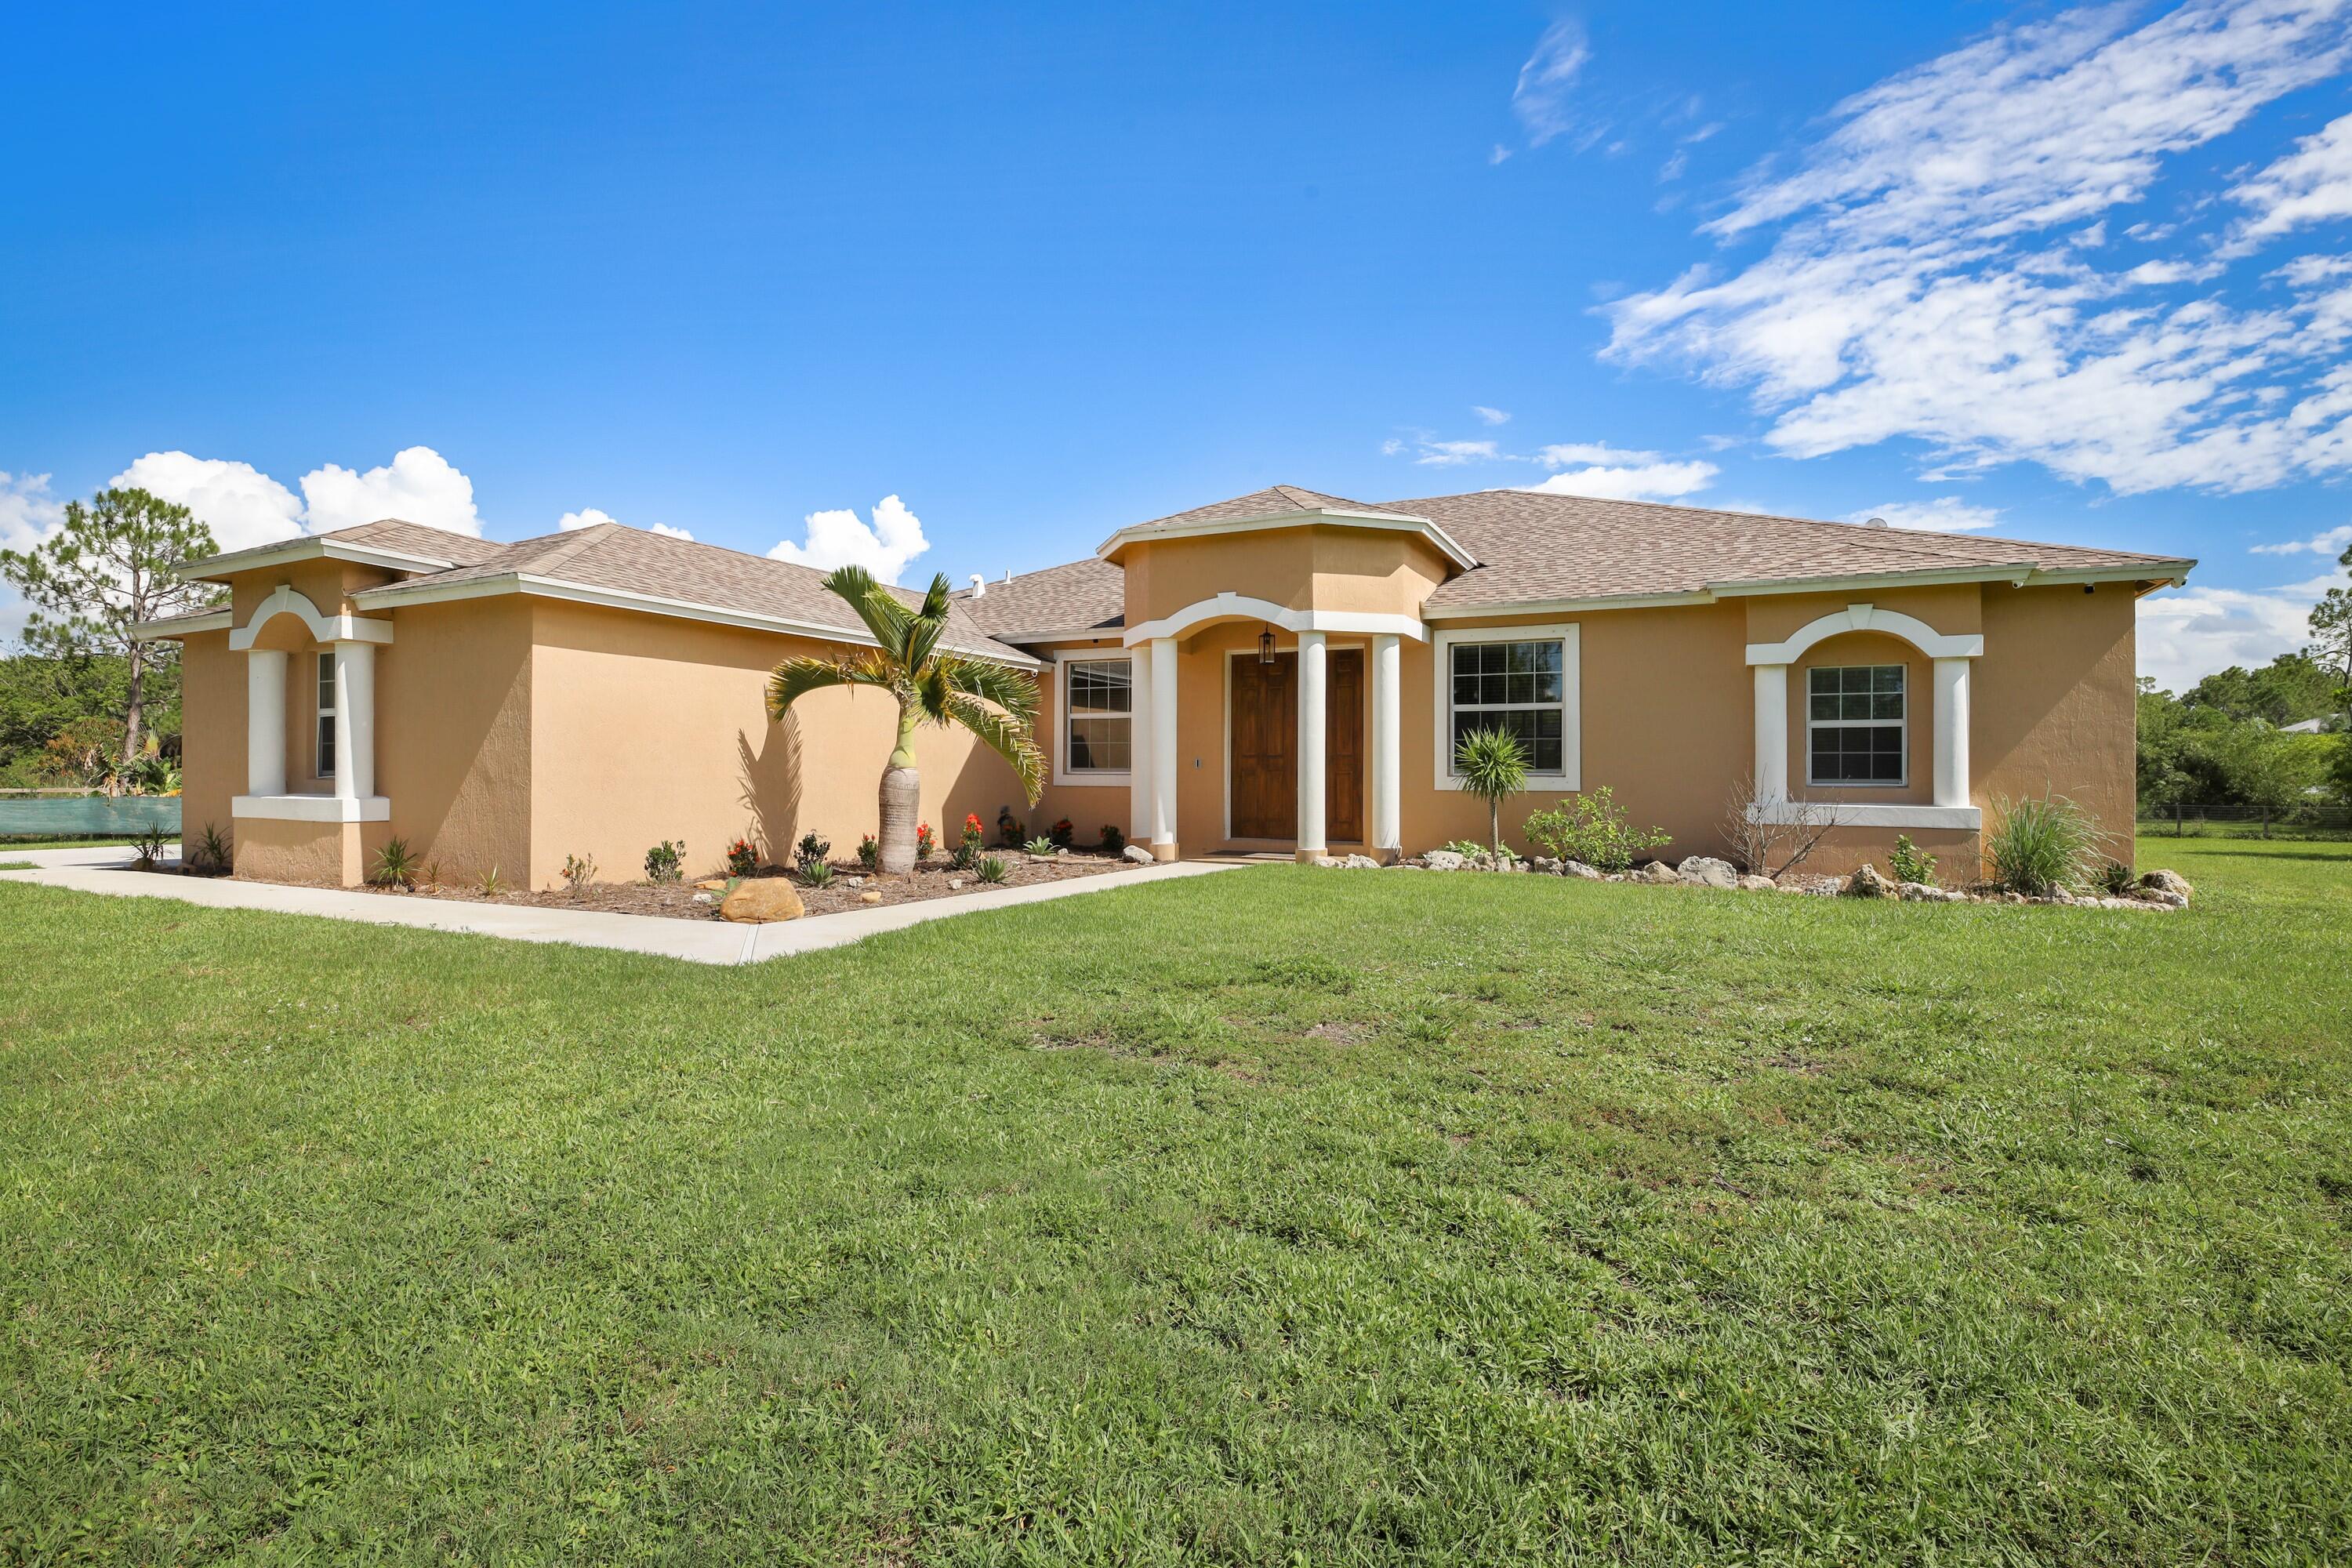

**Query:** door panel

left=1230, top=654, right=1295, bottom=839
left=1327, top=648, right=1363, bottom=843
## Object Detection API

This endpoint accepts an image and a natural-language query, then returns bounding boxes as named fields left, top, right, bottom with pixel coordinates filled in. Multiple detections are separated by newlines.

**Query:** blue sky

left=4, top=1, right=2350, bottom=690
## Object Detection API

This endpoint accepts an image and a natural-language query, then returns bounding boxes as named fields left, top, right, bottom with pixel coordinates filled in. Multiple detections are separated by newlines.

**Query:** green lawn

left=2, top=839, right=2347, bottom=1564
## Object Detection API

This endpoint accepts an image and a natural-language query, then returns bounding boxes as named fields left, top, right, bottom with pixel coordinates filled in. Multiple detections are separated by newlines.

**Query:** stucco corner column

left=1369, top=633, right=1401, bottom=861
left=1149, top=636, right=1178, bottom=860
left=1932, top=656, right=1971, bottom=810
left=246, top=648, right=288, bottom=796
left=331, top=640, right=377, bottom=802
left=1128, top=639, right=1156, bottom=854
left=1294, top=630, right=1327, bottom=862
left=1751, top=662, right=1789, bottom=804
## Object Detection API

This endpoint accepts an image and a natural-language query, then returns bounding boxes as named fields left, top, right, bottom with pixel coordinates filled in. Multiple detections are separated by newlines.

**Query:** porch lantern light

left=1258, top=626, right=1276, bottom=665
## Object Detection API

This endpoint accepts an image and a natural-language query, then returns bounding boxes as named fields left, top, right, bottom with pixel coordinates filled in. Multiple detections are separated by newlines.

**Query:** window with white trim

left=1448, top=637, right=1566, bottom=775
left=1808, top=664, right=1904, bottom=785
left=1062, top=656, right=1132, bottom=775
left=315, top=652, right=337, bottom=778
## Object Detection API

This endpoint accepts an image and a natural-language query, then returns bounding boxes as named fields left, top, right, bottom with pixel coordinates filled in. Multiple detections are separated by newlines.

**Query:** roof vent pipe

left=968, top=573, right=986, bottom=598
left=1003, top=568, right=1013, bottom=582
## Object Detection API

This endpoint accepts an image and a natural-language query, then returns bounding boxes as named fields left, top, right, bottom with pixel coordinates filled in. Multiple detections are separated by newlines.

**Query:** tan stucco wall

left=1122, top=528, right=1450, bottom=626
left=374, top=599, right=536, bottom=884
left=177, top=630, right=241, bottom=857
left=1976, top=580, right=2139, bottom=866
left=524, top=601, right=1029, bottom=887
left=233, top=816, right=367, bottom=887
left=1025, top=637, right=1136, bottom=847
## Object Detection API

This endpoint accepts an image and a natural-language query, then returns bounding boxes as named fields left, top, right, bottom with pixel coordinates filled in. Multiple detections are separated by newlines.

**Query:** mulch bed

left=210, top=850, right=1145, bottom=923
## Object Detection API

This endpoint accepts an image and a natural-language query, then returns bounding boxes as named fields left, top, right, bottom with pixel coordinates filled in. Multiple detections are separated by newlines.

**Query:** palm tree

left=767, top=566, right=1044, bottom=874
left=1454, top=725, right=1529, bottom=856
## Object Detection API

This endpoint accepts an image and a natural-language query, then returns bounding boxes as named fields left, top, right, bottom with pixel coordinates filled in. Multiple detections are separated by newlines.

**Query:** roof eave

left=129, top=610, right=234, bottom=641
left=1422, top=560, right=2196, bottom=619
left=176, top=536, right=459, bottom=583
left=1095, top=508, right=1478, bottom=571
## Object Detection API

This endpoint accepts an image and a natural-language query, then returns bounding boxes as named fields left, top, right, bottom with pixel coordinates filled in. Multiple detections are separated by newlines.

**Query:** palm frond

left=767, top=654, right=890, bottom=720
left=945, top=690, right=1046, bottom=803
left=822, top=564, right=915, bottom=659
left=916, top=662, right=953, bottom=724
left=916, top=572, right=952, bottom=621
left=938, top=655, right=1041, bottom=724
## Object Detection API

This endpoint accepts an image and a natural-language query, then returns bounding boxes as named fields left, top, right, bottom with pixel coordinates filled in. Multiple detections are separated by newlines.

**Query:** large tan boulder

left=1677, top=855, right=1739, bottom=889
left=2140, top=869, right=2193, bottom=901
left=1842, top=862, right=1896, bottom=898
left=1632, top=859, right=1679, bottom=884
left=719, top=880, right=805, bottom=923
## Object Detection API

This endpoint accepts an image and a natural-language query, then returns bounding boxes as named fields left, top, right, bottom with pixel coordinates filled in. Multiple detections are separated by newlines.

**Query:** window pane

left=1068, top=715, right=1130, bottom=771
left=1068, top=659, right=1131, bottom=714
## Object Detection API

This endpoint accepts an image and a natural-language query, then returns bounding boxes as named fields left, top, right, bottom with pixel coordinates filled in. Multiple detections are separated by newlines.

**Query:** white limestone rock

left=1676, top=856, right=1739, bottom=890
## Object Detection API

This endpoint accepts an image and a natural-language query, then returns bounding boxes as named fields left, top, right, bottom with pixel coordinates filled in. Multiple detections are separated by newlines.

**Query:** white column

left=1149, top=637, right=1178, bottom=858
left=247, top=649, right=287, bottom=797
left=1752, top=662, right=1789, bottom=804
left=1295, top=630, right=1327, bottom=858
left=1127, top=640, right=1155, bottom=849
left=334, top=641, right=376, bottom=800
left=1370, top=633, right=1401, bottom=859
left=1933, top=656, right=1971, bottom=808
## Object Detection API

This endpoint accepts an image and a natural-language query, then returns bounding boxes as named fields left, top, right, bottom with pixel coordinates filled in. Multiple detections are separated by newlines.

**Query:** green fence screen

left=0, top=796, right=181, bottom=840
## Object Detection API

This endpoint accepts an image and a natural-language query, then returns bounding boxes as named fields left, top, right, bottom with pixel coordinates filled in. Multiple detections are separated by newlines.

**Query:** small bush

left=2096, top=858, right=2137, bottom=896
left=996, top=808, right=1024, bottom=848
left=1100, top=823, right=1126, bottom=854
left=561, top=852, right=597, bottom=892
left=194, top=822, right=232, bottom=873
left=1523, top=786, right=1672, bottom=873
left=370, top=836, right=419, bottom=889
left=131, top=826, right=172, bottom=871
left=1889, top=835, right=1938, bottom=887
left=975, top=854, right=1010, bottom=884
left=474, top=865, right=505, bottom=897
left=1049, top=818, right=1074, bottom=848
left=1025, top=836, right=1054, bottom=856
left=726, top=838, right=759, bottom=877
left=644, top=840, right=684, bottom=884
left=856, top=834, right=880, bottom=870
left=952, top=839, right=978, bottom=870
left=1987, top=794, right=2101, bottom=895
left=800, top=859, right=835, bottom=889
left=916, top=822, right=936, bottom=860
left=1442, top=839, right=1490, bottom=858
left=795, top=832, right=830, bottom=873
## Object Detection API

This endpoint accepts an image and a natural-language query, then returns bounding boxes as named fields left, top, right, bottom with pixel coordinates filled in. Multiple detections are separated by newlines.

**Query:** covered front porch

left=228, top=584, right=392, bottom=885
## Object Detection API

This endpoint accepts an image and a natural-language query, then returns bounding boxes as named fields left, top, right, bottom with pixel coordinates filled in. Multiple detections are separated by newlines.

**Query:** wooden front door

left=1229, top=649, right=1366, bottom=843
left=1230, top=653, right=1296, bottom=838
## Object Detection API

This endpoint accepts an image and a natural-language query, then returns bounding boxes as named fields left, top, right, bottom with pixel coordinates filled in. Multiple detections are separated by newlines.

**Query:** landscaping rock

left=1425, top=850, right=1468, bottom=872
left=2141, top=868, right=2193, bottom=901
left=1737, top=874, right=1776, bottom=891
left=691, top=891, right=713, bottom=904
left=695, top=879, right=728, bottom=891
left=947, top=877, right=964, bottom=890
left=1773, top=880, right=1812, bottom=894
left=719, top=880, right=805, bottom=924
left=1563, top=860, right=1602, bottom=880
left=1842, top=863, right=1896, bottom=898
left=1123, top=844, right=1154, bottom=865
left=1632, top=860, right=1679, bottom=885
left=858, top=889, right=883, bottom=905
left=2138, top=887, right=2189, bottom=909
left=1343, top=853, right=1382, bottom=869
left=1676, top=855, right=1739, bottom=890
left=1313, top=855, right=1345, bottom=868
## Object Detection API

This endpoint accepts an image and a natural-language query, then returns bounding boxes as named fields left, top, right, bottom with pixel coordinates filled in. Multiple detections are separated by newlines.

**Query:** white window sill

left=1748, top=800, right=1980, bottom=830
left=233, top=794, right=391, bottom=823
left=1052, top=771, right=1132, bottom=789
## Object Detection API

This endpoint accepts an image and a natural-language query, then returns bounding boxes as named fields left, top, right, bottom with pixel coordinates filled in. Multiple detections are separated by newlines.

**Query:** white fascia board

left=352, top=572, right=1042, bottom=667
left=1707, top=564, right=2040, bottom=597
left=1423, top=591, right=1711, bottom=619
left=2024, top=564, right=2194, bottom=588
left=1094, top=510, right=1479, bottom=572
left=993, top=626, right=1129, bottom=646
left=178, top=538, right=458, bottom=583
left=131, top=611, right=234, bottom=641
left=233, top=793, right=392, bottom=823
left=1747, top=800, right=1981, bottom=830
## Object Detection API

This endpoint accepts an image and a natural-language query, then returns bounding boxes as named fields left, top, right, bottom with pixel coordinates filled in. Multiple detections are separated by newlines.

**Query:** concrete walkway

left=0, top=846, right=1246, bottom=965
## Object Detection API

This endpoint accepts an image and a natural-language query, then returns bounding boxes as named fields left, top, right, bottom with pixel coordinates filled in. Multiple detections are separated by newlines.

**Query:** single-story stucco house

left=136, top=484, right=2193, bottom=887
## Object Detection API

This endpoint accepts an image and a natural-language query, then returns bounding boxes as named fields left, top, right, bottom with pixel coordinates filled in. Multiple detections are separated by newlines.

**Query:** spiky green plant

left=1453, top=725, right=1530, bottom=855
left=1986, top=793, right=2102, bottom=895
left=370, top=836, right=419, bottom=889
left=194, top=822, right=232, bottom=874
left=1024, top=836, right=1054, bottom=856
left=975, top=855, right=1011, bottom=884
left=768, top=567, right=1044, bottom=875
left=800, top=859, right=835, bottom=890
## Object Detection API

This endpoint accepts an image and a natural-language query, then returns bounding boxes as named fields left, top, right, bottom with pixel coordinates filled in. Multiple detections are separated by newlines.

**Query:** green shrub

left=193, top=822, right=232, bottom=874
left=130, top=826, right=172, bottom=871
left=644, top=840, right=684, bottom=884
left=1987, top=794, right=2101, bottom=895
left=975, top=855, right=1010, bottom=884
left=1523, top=786, right=1672, bottom=873
left=727, top=838, right=760, bottom=877
left=800, top=860, right=835, bottom=890
left=1889, top=834, right=1937, bottom=887
left=856, top=834, right=880, bottom=871
left=561, top=852, right=597, bottom=892
left=1100, top=823, right=1126, bottom=854
left=1024, top=836, right=1054, bottom=856
left=2096, top=858, right=2137, bottom=896
left=370, top=836, right=419, bottom=889
left=795, top=832, right=829, bottom=873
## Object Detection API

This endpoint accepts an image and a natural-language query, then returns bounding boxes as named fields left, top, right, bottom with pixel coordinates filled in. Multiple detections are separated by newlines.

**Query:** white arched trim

left=228, top=585, right=394, bottom=651
left=1122, top=592, right=1425, bottom=647
left=1744, top=601, right=1979, bottom=666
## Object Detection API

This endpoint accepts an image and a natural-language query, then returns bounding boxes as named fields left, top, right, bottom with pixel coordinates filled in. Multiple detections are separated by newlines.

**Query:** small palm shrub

left=1025, top=835, right=1054, bottom=856
left=800, top=859, right=835, bottom=889
left=2096, top=858, right=2137, bottom=896
left=975, top=854, right=1010, bottom=884
left=474, top=864, right=505, bottom=897
left=1523, top=786, right=1672, bottom=873
left=795, top=832, right=830, bottom=874
left=1453, top=726, right=1529, bottom=855
left=193, top=822, right=232, bottom=874
left=1101, top=823, right=1126, bottom=855
left=1987, top=794, right=2100, bottom=895
left=131, top=826, right=172, bottom=870
left=370, top=836, right=419, bottom=889
left=726, top=838, right=759, bottom=877
left=1889, top=834, right=1937, bottom=887
left=644, top=840, right=684, bottom=884
left=857, top=834, right=880, bottom=871
left=561, top=852, right=597, bottom=892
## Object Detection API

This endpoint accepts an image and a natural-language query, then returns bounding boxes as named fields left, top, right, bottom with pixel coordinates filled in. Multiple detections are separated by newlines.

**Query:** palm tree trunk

left=1490, top=798, right=1501, bottom=855
left=877, top=698, right=922, bottom=874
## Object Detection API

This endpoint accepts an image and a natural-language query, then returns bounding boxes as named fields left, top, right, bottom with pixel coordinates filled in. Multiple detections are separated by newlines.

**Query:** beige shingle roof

left=1129, top=485, right=1425, bottom=532
left=953, top=557, right=1126, bottom=639
left=310, top=519, right=510, bottom=568
left=352, top=522, right=1034, bottom=662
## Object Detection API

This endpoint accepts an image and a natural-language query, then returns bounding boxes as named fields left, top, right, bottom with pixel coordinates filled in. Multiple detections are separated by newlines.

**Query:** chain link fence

left=2138, top=802, right=2352, bottom=840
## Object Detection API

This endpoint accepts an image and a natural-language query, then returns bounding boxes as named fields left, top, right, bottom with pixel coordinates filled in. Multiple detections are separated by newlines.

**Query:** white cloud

left=1659, top=149, right=1689, bottom=183
left=1604, top=0, right=2352, bottom=498
left=1511, top=20, right=1591, bottom=147
left=1415, top=439, right=1501, bottom=466
left=1519, top=460, right=1719, bottom=502
left=1534, top=441, right=1661, bottom=468
left=648, top=521, right=691, bottom=540
left=108, top=452, right=305, bottom=552
left=2230, top=109, right=2352, bottom=245
left=300, top=446, right=481, bottom=537
left=556, top=506, right=694, bottom=541
left=1489, top=143, right=1512, bottom=166
left=2249, top=521, right=2352, bottom=554
left=767, top=495, right=930, bottom=583
left=1846, top=496, right=2004, bottom=532
left=2137, top=558, right=2346, bottom=691
left=0, top=470, right=67, bottom=554
left=1472, top=405, right=1512, bottom=426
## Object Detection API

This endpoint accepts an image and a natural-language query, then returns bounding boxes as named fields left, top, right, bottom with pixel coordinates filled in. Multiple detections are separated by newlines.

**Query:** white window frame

left=1431, top=622, right=1579, bottom=791
left=1805, top=662, right=1907, bottom=788
left=1052, top=648, right=1133, bottom=786
left=314, top=651, right=337, bottom=779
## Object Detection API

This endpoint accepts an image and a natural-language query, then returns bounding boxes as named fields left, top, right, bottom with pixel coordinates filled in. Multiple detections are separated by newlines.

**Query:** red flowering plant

left=857, top=833, right=880, bottom=871
left=1049, top=817, right=1074, bottom=848
left=725, top=838, right=759, bottom=877
left=957, top=811, right=985, bottom=869
left=916, top=822, right=935, bottom=860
